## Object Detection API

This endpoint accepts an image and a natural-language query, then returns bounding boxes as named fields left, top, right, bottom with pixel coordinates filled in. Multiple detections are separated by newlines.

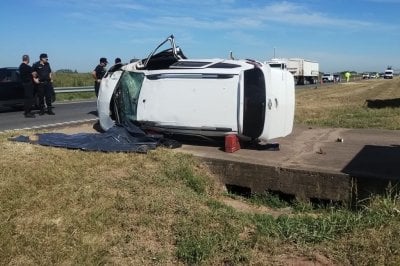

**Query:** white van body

left=384, top=69, right=394, bottom=79
left=97, top=35, right=295, bottom=142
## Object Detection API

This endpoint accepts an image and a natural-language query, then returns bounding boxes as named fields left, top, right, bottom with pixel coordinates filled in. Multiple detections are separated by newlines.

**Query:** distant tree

left=56, top=69, right=74, bottom=73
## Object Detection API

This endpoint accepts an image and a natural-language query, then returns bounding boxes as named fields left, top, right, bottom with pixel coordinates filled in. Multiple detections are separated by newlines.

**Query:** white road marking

left=0, top=118, right=98, bottom=134
left=54, top=99, right=96, bottom=105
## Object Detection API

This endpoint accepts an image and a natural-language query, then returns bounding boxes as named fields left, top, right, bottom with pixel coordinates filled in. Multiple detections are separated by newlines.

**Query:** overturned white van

left=97, top=35, right=295, bottom=142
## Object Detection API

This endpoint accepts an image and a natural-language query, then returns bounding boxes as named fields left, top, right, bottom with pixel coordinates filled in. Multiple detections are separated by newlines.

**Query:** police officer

left=107, top=57, right=124, bottom=73
left=19, top=55, right=37, bottom=118
left=92, top=57, right=108, bottom=97
left=33, top=53, right=55, bottom=115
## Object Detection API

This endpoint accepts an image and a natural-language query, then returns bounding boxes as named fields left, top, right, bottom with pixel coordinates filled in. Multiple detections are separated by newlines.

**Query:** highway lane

left=0, top=100, right=97, bottom=132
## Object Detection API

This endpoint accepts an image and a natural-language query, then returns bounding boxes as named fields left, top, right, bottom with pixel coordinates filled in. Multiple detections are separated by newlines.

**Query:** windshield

left=116, top=71, right=145, bottom=122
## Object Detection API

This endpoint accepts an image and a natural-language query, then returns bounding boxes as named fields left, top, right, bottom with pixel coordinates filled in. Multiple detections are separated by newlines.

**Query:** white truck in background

left=268, top=58, right=319, bottom=85
left=384, top=67, right=394, bottom=79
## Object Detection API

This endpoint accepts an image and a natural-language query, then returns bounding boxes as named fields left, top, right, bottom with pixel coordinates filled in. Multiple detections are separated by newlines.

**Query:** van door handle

left=267, top=99, right=272, bottom=110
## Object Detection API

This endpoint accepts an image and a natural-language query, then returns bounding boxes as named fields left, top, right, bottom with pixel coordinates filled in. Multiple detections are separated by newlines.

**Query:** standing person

left=114, top=57, right=123, bottom=69
left=92, top=57, right=108, bottom=97
left=19, top=55, right=37, bottom=118
left=33, top=53, right=55, bottom=115
left=108, top=57, right=123, bottom=73
left=345, top=72, right=351, bottom=83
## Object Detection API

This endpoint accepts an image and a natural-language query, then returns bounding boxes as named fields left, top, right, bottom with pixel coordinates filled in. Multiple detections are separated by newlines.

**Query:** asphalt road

left=0, top=100, right=98, bottom=132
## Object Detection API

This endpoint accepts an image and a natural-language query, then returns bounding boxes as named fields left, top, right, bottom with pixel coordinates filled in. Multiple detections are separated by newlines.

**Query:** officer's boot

left=47, top=107, right=55, bottom=115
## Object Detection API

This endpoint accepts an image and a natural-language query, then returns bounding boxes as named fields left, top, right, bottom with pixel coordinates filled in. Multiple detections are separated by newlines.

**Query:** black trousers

left=37, top=81, right=53, bottom=110
left=94, top=81, right=100, bottom=97
left=22, top=82, right=35, bottom=114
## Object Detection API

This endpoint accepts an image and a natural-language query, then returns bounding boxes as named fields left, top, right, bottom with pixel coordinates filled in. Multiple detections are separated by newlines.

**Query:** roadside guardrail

left=54, top=86, right=94, bottom=93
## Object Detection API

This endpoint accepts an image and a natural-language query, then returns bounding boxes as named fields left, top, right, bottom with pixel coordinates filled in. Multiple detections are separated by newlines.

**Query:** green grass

left=248, top=192, right=292, bottom=209
left=296, top=78, right=400, bottom=129
left=1, top=133, right=400, bottom=265
left=298, top=106, right=400, bottom=129
left=56, top=92, right=96, bottom=101
left=253, top=205, right=390, bottom=244
left=52, top=72, right=93, bottom=87
left=39, top=72, right=97, bottom=102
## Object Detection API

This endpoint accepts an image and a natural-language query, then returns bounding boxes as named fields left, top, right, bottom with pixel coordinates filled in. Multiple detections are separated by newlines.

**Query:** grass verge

left=296, top=78, right=400, bottom=129
left=1, top=131, right=400, bottom=264
left=55, top=92, right=96, bottom=102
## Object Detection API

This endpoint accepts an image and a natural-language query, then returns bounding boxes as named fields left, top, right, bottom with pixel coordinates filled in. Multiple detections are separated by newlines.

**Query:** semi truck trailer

left=268, top=58, right=319, bottom=85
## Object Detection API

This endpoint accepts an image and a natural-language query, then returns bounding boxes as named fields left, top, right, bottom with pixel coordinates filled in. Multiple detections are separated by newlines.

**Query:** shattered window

left=118, top=71, right=144, bottom=122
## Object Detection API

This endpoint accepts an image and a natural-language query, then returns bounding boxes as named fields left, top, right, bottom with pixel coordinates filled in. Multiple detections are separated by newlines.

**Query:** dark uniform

left=108, top=57, right=123, bottom=73
left=33, top=53, right=54, bottom=115
left=93, top=57, right=108, bottom=97
left=19, top=61, right=35, bottom=117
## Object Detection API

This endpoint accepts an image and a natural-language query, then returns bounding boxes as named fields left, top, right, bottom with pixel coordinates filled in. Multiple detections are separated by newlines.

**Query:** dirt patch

left=275, top=253, right=334, bottom=266
left=221, top=197, right=292, bottom=218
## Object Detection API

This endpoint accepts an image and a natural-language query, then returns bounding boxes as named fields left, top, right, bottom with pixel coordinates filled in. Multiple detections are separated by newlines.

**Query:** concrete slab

left=177, top=125, right=400, bottom=202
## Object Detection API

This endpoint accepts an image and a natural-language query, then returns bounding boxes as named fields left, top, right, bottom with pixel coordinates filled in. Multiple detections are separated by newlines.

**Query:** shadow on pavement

left=342, top=145, right=400, bottom=199
left=87, top=110, right=98, bottom=116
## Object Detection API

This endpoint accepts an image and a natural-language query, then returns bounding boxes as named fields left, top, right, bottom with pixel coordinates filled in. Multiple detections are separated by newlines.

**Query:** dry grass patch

left=1, top=131, right=400, bottom=265
left=0, top=133, right=233, bottom=265
left=296, top=78, right=400, bottom=129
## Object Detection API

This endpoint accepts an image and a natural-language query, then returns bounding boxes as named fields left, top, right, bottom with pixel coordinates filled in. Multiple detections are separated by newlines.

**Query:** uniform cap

left=100, top=57, right=108, bottom=63
left=40, top=53, right=48, bottom=59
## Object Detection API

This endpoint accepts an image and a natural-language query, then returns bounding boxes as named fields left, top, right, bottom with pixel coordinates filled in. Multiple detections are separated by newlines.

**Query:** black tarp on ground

left=9, top=121, right=181, bottom=153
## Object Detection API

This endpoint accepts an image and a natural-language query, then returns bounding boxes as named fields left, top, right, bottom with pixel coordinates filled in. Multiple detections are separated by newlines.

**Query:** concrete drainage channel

left=199, top=157, right=399, bottom=205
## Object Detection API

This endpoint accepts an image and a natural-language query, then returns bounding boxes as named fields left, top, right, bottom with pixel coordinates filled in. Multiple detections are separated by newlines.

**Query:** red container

left=225, top=134, right=240, bottom=153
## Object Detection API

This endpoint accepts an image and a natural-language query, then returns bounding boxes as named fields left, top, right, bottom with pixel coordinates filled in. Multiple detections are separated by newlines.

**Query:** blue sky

left=1, top=0, right=399, bottom=73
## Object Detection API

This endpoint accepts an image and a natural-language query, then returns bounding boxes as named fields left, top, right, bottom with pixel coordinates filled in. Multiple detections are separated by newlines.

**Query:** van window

left=243, top=67, right=266, bottom=138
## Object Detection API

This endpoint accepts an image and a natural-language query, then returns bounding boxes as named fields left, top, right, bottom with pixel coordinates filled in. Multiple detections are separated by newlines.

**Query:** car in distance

left=97, top=35, right=295, bottom=142
left=333, top=74, right=341, bottom=83
left=322, top=73, right=334, bottom=82
left=384, top=68, right=394, bottom=79
left=362, top=73, right=370, bottom=79
left=370, top=72, right=380, bottom=79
